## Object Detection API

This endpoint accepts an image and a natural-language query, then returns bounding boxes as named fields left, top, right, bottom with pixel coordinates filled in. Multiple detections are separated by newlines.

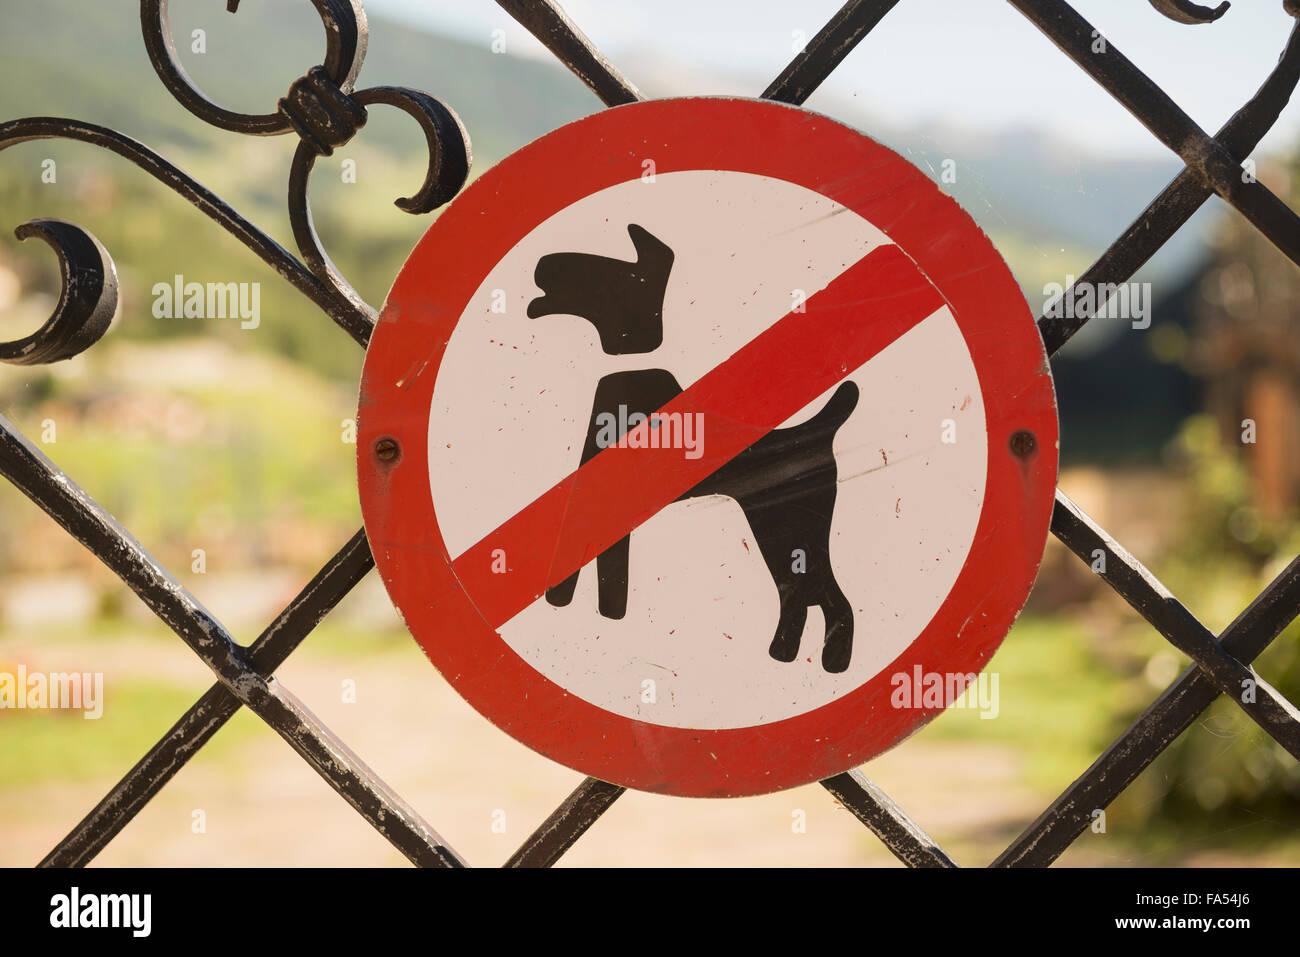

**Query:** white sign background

left=425, top=170, right=987, bottom=730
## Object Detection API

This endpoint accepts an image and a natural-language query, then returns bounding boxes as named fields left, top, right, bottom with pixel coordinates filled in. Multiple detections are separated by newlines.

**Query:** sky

left=368, top=0, right=1300, bottom=160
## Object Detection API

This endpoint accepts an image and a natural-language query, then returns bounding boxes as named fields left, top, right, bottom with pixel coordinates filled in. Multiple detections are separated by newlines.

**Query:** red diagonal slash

left=450, top=243, right=945, bottom=630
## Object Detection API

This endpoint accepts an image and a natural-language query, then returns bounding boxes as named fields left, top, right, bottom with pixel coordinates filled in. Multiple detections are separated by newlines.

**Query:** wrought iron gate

left=3, top=0, right=1300, bottom=868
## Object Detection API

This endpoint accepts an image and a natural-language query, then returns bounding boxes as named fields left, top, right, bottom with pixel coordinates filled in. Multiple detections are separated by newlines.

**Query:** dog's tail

left=807, top=380, right=859, bottom=434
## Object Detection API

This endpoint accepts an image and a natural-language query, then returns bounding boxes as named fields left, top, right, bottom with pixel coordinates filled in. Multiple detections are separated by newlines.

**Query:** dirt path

left=2, top=636, right=1054, bottom=867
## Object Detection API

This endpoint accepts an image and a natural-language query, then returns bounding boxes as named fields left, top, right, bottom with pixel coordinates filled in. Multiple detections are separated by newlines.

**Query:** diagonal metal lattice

left=0, top=0, right=1298, bottom=868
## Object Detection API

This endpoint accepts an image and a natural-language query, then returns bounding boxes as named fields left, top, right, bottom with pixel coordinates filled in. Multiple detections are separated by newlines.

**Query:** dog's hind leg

left=819, top=581, right=855, bottom=674
left=769, top=589, right=807, bottom=663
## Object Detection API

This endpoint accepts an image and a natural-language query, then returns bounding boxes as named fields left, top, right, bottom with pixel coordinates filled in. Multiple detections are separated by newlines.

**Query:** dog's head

left=527, top=224, right=674, bottom=356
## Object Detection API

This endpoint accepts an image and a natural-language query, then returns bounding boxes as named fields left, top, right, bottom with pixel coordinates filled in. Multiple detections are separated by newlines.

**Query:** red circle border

left=357, top=97, right=1059, bottom=798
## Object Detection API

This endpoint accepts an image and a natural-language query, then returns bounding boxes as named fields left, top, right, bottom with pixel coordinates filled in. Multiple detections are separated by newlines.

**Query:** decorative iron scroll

left=2, top=0, right=471, bottom=358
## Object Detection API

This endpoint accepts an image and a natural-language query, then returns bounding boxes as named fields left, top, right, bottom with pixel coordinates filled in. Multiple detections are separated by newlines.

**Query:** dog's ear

left=627, top=224, right=674, bottom=280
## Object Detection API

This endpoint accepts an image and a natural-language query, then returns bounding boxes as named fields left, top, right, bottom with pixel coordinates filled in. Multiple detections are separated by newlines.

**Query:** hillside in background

left=0, top=0, right=1236, bottom=456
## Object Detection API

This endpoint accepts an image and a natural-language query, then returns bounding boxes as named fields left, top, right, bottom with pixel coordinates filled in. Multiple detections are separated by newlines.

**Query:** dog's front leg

left=546, top=569, right=580, bottom=608
left=595, top=534, right=630, bottom=619
left=544, top=531, right=628, bottom=617
left=547, top=369, right=683, bottom=618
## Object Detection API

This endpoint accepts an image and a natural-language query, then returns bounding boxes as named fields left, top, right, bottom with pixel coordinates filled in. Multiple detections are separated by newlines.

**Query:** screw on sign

left=357, top=97, right=1058, bottom=798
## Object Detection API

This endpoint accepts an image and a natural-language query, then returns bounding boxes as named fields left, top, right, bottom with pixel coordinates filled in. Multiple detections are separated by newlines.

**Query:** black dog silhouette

left=527, top=224, right=857, bottom=673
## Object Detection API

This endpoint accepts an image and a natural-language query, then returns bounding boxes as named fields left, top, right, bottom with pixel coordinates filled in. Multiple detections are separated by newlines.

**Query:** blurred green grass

left=917, top=614, right=1138, bottom=792
left=0, top=676, right=258, bottom=788
left=0, top=618, right=414, bottom=791
left=0, top=338, right=362, bottom=575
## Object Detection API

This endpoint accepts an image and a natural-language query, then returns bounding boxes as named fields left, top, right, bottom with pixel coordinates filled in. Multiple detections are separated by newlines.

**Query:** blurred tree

left=1116, top=146, right=1300, bottom=838
left=1191, top=153, right=1300, bottom=521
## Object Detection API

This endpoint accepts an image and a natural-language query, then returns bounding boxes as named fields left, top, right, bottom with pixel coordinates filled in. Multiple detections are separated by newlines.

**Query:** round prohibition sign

left=357, top=97, right=1058, bottom=798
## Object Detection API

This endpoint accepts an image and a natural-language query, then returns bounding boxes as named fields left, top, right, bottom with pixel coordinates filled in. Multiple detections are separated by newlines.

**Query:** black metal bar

left=41, top=529, right=375, bottom=868
left=504, top=777, right=625, bottom=868
left=1214, top=170, right=1300, bottom=268
left=1050, top=491, right=1300, bottom=757
left=494, top=0, right=642, bottom=107
left=1008, top=0, right=1300, bottom=268
left=1036, top=18, right=1300, bottom=355
left=993, top=549, right=1300, bottom=867
left=763, top=0, right=903, bottom=105
left=0, top=416, right=464, bottom=867
left=822, top=770, right=958, bottom=867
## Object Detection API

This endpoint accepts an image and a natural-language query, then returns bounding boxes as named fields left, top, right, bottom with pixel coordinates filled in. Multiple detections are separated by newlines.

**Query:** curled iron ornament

left=0, top=0, right=471, bottom=365
left=0, top=219, right=117, bottom=365
left=145, top=0, right=471, bottom=313
left=140, top=0, right=368, bottom=135
left=1148, top=0, right=1299, bottom=20
left=1148, top=0, right=1230, bottom=24
left=0, top=116, right=374, bottom=349
left=287, top=84, right=471, bottom=311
